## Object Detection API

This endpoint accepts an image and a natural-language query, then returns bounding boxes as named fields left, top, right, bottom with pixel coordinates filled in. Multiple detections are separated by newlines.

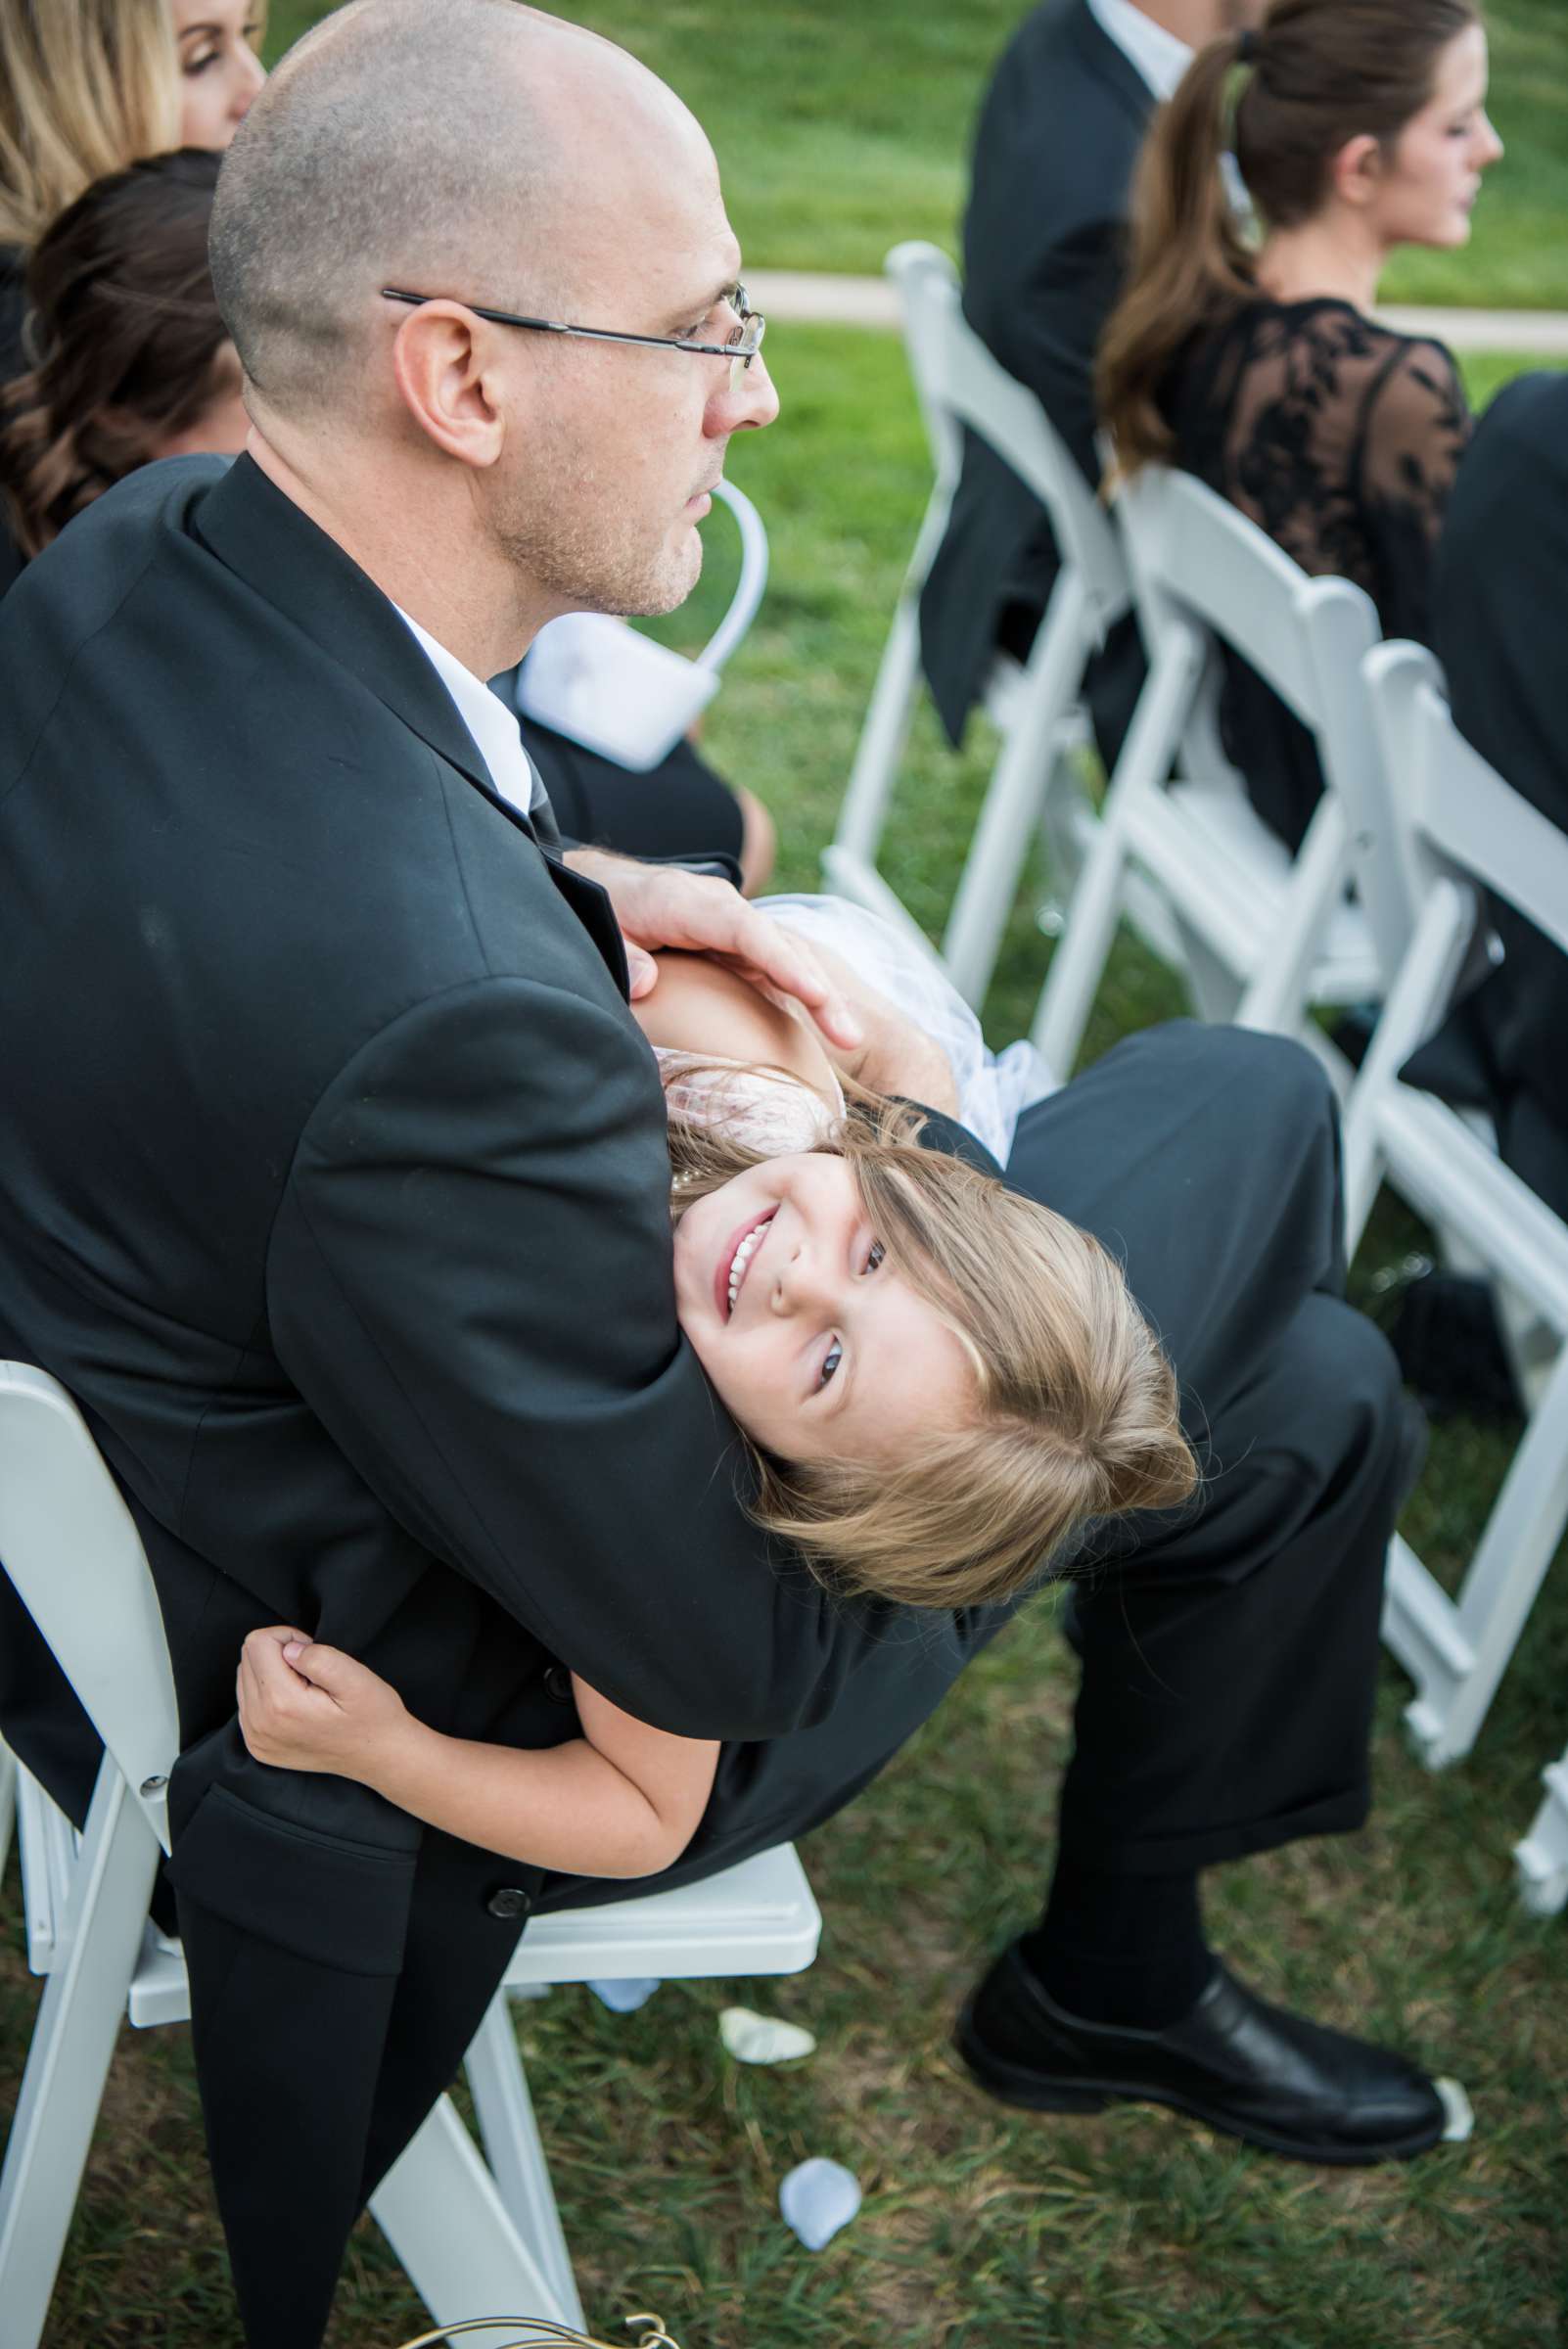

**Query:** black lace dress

left=1160, top=296, right=1472, bottom=851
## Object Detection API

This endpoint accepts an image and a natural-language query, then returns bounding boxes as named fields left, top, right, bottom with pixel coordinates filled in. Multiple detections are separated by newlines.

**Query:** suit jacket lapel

left=190, top=454, right=626, bottom=990
left=192, top=454, right=518, bottom=806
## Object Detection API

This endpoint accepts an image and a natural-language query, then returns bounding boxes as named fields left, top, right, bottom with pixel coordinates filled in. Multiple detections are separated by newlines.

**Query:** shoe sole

left=953, top=2004, right=1449, bottom=2167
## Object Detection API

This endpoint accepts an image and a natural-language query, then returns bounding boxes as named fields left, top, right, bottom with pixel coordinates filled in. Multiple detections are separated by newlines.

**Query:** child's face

left=672, top=1152, right=975, bottom=1467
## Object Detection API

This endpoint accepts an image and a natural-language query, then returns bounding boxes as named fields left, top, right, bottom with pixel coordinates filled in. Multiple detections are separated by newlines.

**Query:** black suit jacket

left=918, top=0, right=1152, bottom=760
left=0, top=454, right=996, bottom=2343
left=1407, top=373, right=1568, bottom=1219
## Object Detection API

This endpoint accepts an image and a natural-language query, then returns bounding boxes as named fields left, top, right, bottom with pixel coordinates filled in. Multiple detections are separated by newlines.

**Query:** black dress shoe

left=956, top=1940, right=1452, bottom=2165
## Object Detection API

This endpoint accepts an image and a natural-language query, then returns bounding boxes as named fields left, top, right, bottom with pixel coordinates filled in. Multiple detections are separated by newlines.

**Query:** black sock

left=1023, top=1854, right=1213, bottom=2029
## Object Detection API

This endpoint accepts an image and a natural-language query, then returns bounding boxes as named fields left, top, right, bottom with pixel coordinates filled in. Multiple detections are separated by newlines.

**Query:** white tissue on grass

left=1435, top=2076, right=1475, bottom=2143
left=778, top=2156, right=861, bottom=2250
left=718, top=2005, right=817, bottom=2065
left=587, top=1977, right=661, bottom=2013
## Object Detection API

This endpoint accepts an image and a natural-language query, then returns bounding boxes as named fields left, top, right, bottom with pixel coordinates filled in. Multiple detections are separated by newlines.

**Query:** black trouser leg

left=1056, top=1286, right=1404, bottom=1874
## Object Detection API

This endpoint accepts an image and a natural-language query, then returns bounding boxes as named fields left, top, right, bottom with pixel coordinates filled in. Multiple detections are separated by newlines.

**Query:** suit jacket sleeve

left=980, top=214, right=1127, bottom=487
left=265, top=974, right=932, bottom=1742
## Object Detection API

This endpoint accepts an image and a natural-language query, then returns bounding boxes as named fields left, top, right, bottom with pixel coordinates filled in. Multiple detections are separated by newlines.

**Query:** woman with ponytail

left=1098, top=0, right=1502, bottom=851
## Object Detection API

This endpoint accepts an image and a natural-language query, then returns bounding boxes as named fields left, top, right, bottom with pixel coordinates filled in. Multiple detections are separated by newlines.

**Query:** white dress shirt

left=1086, top=0, right=1194, bottom=101
left=392, top=603, right=544, bottom=817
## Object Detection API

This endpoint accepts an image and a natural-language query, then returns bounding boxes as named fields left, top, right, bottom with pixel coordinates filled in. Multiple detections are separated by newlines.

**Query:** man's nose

left=711, top=353, right=779, bottom=437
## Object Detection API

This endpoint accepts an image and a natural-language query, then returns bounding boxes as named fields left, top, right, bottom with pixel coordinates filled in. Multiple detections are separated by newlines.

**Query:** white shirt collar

left=1086, top=0, right=1194, bottom=102
left=392, top=603, right=543, bottom=816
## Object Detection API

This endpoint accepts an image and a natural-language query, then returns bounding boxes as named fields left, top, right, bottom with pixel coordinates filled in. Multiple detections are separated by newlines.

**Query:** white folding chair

left=1031, top=464, right=1412, bottom=1082
left=0, top=1361, right=820, bottom=2343
left=823, top=241, right=1133, bottom=1008
left=1350, top=643, right=1568, bottom=1910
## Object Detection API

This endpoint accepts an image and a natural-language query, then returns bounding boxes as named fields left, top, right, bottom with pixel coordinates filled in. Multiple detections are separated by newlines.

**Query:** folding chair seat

left=0, top=1361, right=819, bottom=2344
left=1349, top=643, right=1568, bottom=1910
left=1031, top=463, right=1412, bottom=1082
left=823, top=241, right=1134, bottom=1010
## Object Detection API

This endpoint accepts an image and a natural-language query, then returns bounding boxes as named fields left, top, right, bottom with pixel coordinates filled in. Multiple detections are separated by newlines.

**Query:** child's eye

left=816, top=1340, right=844, bottom=1390
left=863, top=1239, right=885, bottom=1274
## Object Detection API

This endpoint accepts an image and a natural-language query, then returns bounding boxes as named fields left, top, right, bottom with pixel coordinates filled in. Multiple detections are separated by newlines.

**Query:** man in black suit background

left=0, top=5, right=1451, bottom=2341
left=920, top=0, right=1261, bottom=766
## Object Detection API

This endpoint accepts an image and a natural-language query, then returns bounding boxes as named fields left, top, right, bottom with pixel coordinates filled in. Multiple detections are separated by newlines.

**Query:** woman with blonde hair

left=1098, top=0, right=1502, bottom=852
left=0, top=0, right=262, bottom=396
left=236, top=909, right=1198, bottom=1882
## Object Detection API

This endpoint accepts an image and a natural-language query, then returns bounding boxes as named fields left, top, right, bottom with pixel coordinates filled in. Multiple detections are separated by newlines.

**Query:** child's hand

left=237, top=1626, right=410, bottom=1782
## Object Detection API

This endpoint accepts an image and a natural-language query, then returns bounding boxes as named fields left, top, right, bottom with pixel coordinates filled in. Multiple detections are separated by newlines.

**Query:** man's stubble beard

left=484, top=429, right=704, bottom=622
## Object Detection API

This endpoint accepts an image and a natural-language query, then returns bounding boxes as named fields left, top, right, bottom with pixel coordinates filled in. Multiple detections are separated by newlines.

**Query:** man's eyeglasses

left=381, top=284, right=766, bottom=396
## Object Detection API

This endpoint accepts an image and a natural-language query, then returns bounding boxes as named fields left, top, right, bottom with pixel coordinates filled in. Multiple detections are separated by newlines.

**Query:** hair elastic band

left=1236, top=27, right=1260, bottom=63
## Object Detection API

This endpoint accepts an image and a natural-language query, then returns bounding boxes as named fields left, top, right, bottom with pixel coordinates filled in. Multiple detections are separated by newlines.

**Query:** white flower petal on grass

left=587, top=1977, right=662, bottom=2012
left=778, top=2156, right=861, bottom=2250
left=718, top=2005, right=817, bottom=2065
left=1436, top=2077, right=1475, bottom=2142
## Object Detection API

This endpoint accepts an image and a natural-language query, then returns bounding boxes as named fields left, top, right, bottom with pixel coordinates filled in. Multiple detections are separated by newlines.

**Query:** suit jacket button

left=543, top=1665, right=572, bottom=1703
left=486, top=1885, right=531, bottom=1920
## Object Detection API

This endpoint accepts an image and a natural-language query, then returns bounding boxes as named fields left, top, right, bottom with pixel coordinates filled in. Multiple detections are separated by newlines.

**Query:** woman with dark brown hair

left=1098, top=0, right=1502, bottom=851
left=0, top=147, right=244, bottom=582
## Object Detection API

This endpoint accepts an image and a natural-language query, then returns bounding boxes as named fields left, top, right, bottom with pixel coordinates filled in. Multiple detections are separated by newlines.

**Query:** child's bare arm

left=237, top=1629, right=718, bottom=1879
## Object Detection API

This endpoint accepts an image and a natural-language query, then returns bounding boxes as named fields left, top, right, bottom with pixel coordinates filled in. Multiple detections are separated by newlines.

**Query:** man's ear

left=389, top=302, right=512, bottom=469
left=1328, top=130, right=1386, bottom=212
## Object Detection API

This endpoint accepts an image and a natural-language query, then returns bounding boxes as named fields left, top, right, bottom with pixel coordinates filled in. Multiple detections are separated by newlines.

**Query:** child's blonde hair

left=668, top=1082, right=1197, bottom=1608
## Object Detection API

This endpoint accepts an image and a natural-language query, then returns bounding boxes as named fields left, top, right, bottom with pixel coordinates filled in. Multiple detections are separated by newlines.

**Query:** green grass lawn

left=10, top=4, right=1568, bottom=2339
left=4, top=318, right=1565, bottom=2345
left=264, top=0, right=1568, bottom=308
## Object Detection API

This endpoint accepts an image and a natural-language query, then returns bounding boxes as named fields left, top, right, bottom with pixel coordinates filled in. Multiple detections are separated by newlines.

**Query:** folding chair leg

left=1515, top=1746, right=1568, bottom=1916
left=370, top=2091, right=575, bottom=2345
left=0, top=1767, right=161, bottom=2349
left=1387, top=1343, right=1568, bottom=1768
left=827, top=595, right=923, bottom=874
left=1030, top=637, right=1199, bottom=1077
left=942, top=572, right=1088, bottom=1008
left=1341, top=881, right=1473, bottom=1251
left=1235, top=793, right=1349, bottom=1038
left=464, top=1991, right=585, bottom=2331
left=1167, top=912, right=1244, bottom=1026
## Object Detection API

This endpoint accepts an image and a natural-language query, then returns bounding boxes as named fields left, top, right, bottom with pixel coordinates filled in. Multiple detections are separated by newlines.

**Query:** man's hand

left=802, top=938, right=959, bottom=1113
left=565, top=847, right=864, bottom=1053
left=237, top=1626, right=411, bottom=1783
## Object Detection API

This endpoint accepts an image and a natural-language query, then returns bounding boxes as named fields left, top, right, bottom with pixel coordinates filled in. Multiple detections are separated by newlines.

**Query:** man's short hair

left=209, top=0, right=568, bottom=417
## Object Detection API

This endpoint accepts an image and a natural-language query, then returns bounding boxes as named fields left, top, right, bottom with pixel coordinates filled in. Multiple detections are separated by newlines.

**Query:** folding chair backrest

left=0, top=1361, right=178, bottom=1850
left=1366, top=639, right=1568, bottom=961
left=887, top=241, right=1130, bottom=643
left=1116, top=462, right=1411, bottom=980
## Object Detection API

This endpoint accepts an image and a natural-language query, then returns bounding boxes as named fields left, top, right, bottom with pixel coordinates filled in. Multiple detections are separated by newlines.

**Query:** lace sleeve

left=1356, top=339, right=1472, bottom=644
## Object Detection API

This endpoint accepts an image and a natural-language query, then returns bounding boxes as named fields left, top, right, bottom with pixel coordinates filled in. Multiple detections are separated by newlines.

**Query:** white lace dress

left=656, top=895, right=1057, bottom=1165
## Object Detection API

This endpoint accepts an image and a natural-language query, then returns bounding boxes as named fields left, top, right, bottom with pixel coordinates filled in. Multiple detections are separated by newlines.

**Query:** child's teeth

left=727, top=1221, right=767, bottom=1312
